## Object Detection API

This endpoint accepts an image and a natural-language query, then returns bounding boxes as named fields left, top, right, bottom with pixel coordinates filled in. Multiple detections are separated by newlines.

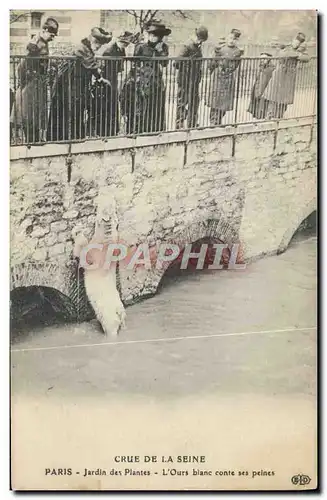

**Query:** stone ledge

left=10, top=116, right=316, bottom=161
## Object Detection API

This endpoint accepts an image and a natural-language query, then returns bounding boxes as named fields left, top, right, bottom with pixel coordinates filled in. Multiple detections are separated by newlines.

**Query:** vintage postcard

left=10, top=9, right=317, bottom=491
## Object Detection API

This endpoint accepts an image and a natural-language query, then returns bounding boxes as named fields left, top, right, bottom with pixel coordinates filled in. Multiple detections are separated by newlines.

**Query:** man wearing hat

left=262, top=32, right=309, bottom=119
left=121, top=21, right=171, bottom=134
left=11, top=17, right=59, bottom=143
left=174, top=26, right=209, bottom=129
left=231, top=28, right=241, bottom=39
left=47, top=27, right=111, bottom=141
left=98, top=31, right=134, bottom=136
left=205, top=29, right=243, bottom=126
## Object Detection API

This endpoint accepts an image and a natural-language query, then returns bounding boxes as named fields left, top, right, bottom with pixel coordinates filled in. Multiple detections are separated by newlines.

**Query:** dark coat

left=95, top=41, right=127, bottom=136
left=251, top=61, right=275, bottom=98
left=102, top=41, right=126, bottom=86
left=120, top=41, right=168, bottom=134
left=47, top=38, right=102, bottom=141
left=134, top=40, right=169, bottom=82
left=10, top=35, right=49, bottom=129
left=263, top=46, right=309, bottom=105
left=174, top=41, right=203, bottom=89
left=206, top=44, right=243, bottom=111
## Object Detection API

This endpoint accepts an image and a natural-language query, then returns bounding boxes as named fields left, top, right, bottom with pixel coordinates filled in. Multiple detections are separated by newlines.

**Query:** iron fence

left=10, top=55, right=317, bottom=146
left=10, top=42, right=318, bottom=57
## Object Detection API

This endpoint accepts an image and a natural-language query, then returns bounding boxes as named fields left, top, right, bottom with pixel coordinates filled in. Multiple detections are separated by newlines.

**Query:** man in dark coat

left=120, top=22, right=171, bottom=134
left=47, top=27, right=111, bottom=141
left=10, top=17, right=59, bottom=143
left=206, top=29, right=243, bottom=126
left=174, top=26, right=208, bottom=129
left=97, top=31, right=133, bottom=136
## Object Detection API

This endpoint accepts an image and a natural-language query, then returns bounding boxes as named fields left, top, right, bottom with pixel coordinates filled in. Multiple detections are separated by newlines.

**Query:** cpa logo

left=291, top=474, right=311, bottom=486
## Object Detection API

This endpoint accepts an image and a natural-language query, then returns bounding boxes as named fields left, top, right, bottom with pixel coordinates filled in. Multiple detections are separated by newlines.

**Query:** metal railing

left=10, top=55, right=317, bottom=146
left=10, top=42, right=318, bottom=57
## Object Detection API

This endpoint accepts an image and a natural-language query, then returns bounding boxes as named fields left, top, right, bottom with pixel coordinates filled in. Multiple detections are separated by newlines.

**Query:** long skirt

left=142, top=84, right=166, bottom=133
left=10, top=76, right=48, bottom=142
left=89, top=82, right=120, bottom=137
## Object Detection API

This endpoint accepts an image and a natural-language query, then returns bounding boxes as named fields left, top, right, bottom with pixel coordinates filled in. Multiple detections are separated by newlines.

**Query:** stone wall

left=10, top=118, right=317, bottom=307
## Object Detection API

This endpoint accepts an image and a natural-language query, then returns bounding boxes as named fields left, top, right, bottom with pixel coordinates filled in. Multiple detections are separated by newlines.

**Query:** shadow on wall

left=277, top=198, right=317, bottom=255
left=277, top=208, right=317, bottom=257
left=289, top=210, right=317, bottom=245
left=10, top=285, right=76, bottom=342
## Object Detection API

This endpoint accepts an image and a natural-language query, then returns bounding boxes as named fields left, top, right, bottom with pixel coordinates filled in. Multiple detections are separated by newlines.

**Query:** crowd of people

left=10, top=16, right=311, bottom=143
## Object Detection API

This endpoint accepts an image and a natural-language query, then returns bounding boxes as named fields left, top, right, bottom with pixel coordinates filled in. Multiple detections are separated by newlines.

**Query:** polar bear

left=73, top=231, right=126, bottom=337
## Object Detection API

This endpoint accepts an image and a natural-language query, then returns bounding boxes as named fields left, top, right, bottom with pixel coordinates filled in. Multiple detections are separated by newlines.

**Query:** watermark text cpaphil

left=77, top=241, right=246, bottom=271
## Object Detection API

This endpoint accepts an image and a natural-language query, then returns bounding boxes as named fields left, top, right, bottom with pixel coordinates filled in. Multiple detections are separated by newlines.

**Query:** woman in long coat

left=47, top=27, right=111, bottom=141
left=10, top=18, right=58, bottom=143
left=262, top=33, right=310, bottom=119
left=120, top=22, right=171, bottom=135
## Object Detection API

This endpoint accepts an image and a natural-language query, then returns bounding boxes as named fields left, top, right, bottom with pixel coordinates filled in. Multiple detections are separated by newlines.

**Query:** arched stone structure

left=277, top=197, right=317, bottom=254
left=10, top=285, right=78, bottom=325
left=10, top=261, right=73, bottom=301
left=153, top=217, right=242, bottom=292
left=120, top=216, right=243, bottom=304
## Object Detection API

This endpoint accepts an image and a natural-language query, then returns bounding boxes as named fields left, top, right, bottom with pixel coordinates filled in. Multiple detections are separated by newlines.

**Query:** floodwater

left=11, top=229, right=317, bottom=399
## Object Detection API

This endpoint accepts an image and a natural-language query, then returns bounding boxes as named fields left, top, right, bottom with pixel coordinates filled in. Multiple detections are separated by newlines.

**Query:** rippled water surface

left=11, top=233, right=317, bottom=399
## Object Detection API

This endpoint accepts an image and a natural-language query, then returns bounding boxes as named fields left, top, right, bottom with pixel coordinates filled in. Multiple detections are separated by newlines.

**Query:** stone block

left=48, top=243, right=66, bottom=257
left=257, top=170, right=268, bottom=179
left=275, top=142, right=296, bottom=155
left=235, top=132, right=274, bottom=160
left=187, top=136, right=233, bottom=165
left=283, top=172, right=296, bottom=180
left=31, top=226, right=50, bottom=238
left=160, top=216, right=177, bottom=230
left=295, top=141, right=308, bottom=152
left=48, top=230, right=69, bottom=245
left=33, top=248, right=48, bottom=261
left=62, top=209, right=79, bottom=219
left=50, top=220, right=68, bottom=232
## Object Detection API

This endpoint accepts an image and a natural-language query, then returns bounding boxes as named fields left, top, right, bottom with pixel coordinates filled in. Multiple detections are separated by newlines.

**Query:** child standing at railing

left=247, top=53, right=275, bottom=120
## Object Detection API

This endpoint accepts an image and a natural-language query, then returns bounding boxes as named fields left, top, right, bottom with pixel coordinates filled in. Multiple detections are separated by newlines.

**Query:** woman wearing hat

left=262, top=33, right=310, bottom=119
left=10, top=17, right=59, bottom=143
left=96, top=32, right=134, bottom=136
left=121, top=22, right=171, bottom=134
left=47, top=27, right=111, bottom=141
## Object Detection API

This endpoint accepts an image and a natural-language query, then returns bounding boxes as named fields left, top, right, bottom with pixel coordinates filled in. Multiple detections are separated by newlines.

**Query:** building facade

left=10, top=10, right=316, bottom=56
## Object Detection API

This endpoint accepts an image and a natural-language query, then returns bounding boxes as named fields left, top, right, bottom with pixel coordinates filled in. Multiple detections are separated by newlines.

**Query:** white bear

left=73, top=231, right=126, bottom=337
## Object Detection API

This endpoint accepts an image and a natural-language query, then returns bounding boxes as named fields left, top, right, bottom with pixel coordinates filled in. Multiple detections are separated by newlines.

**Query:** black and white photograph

left=9, top=8, right=317, bottom=491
